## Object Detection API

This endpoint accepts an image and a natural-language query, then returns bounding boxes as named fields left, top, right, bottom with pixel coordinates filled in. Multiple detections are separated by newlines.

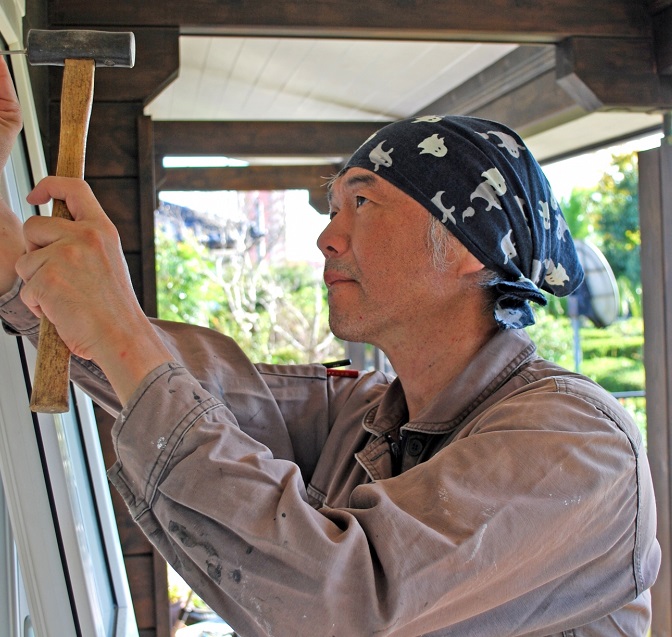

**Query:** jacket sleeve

left=107, top=361, right=660, bottom=637
left=0, top=277, right=125, bottom=413
left=0, top=278, right=365, bottom=476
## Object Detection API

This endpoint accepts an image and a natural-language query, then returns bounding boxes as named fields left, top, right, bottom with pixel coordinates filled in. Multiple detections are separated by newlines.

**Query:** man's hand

left=0, top=55, right=22, bottom=168
left=16, top=177, right=173, bottom=404
left=0, top=56, right=25, bottom=296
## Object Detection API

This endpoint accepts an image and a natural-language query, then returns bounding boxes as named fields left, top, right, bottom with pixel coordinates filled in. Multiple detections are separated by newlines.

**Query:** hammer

left=12, top=30, right=135, bottom=413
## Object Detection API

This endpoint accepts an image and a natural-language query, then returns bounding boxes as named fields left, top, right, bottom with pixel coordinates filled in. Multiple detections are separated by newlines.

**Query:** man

left=0, top=56, right=660, bottom=636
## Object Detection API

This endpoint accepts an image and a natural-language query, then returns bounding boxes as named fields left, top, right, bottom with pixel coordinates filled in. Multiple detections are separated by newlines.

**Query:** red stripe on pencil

left=327, top=368, right=360, bottom=378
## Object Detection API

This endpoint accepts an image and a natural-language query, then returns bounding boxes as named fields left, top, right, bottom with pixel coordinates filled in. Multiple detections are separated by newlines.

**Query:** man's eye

left=355, top=196, right=368, bottom=208
left=328, top=209, right=338, bottom=220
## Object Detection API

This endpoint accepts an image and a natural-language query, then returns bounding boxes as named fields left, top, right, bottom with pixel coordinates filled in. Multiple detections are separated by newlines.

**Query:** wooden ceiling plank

left=49, top=0, right=651, bottom=43
left=309, top=188, right=330, bottom=215
left=153, top=121, right=383, bottom=159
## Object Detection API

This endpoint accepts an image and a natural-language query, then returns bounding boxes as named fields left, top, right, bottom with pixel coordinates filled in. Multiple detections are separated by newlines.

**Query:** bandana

left=342, top=115, right=584, bottom=329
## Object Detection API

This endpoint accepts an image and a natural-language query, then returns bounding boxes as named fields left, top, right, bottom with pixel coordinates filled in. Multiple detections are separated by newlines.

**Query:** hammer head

left=26, top=29, right=135, bottom=68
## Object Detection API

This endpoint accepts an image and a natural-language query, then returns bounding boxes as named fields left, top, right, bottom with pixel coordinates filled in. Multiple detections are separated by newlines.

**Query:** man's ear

left=457, top=248, right=485, bottom=278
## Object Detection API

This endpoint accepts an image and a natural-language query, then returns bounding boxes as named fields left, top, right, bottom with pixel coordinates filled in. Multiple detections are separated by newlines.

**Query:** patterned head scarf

left=342, top=115, right=584, bottom=329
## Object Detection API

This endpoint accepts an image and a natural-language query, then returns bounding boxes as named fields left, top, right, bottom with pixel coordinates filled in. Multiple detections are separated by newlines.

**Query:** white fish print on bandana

left=478, top=130, right=525, bottom=158
left=418, top=134, right=448, bottom=157
left=470, top=168, right=507, bottom=212
left=538, top=201, right=552, bottom=230
left=412, top=115, right=443, bottom=124
left=433, top=168, right=508, bottom=225
left=544, top=260, right=570, bottom=288
left=430, top=191, right=456, bottom=224
left=369, top=141, right=394, bottom=172
left=501, top=229, right=517, bottom=265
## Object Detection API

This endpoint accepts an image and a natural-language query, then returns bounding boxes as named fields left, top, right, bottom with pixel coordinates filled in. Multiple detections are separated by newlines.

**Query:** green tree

left=155, top=226, right=220, bottom=327
left=155, top=225, right=344, bottom=365
left=559, top=187, right=594, bottom=241
left=589, top=153, right=641, bottom=288
left=557, top=153, right=642, bottom=318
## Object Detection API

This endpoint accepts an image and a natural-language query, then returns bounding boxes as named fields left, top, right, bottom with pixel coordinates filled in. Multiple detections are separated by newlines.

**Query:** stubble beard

left=328, top=306, right=359, bottom=343
left=327, top=297, right=368, bottom=344
left=327, top=292, right=385, bottom=347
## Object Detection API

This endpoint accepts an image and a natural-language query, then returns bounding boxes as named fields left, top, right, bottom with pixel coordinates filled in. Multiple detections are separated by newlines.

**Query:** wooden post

left=640, top=136, right=672, bottom=636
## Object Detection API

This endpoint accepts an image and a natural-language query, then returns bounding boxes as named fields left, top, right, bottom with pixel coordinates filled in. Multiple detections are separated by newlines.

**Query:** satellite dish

left=570, top=239, right=620, bottom=328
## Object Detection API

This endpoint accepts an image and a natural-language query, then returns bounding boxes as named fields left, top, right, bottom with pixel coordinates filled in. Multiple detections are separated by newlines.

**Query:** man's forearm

left=0, top=197, right=24, bottom=296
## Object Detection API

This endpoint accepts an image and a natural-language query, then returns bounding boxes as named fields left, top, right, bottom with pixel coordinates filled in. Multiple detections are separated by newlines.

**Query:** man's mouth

left=323, top=269, right=356, bottom=288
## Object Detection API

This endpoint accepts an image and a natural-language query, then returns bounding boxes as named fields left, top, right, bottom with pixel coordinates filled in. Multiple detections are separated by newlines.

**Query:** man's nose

left=317, top=218, right=349, bottom=258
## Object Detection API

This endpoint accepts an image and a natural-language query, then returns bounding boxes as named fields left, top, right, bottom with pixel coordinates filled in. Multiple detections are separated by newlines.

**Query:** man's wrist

left=92, top=315, right=175, bottom=406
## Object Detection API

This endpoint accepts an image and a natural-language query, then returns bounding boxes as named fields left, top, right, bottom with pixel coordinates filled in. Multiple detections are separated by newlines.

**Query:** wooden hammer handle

left=30, top=58, right=95, bottom=413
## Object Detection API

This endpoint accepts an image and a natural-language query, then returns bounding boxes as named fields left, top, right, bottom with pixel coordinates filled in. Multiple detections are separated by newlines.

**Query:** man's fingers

left=22, top=215, right=75, bottom=251
left=27, top=177, right=107, bottom=223
left=0, top=55, right=21, bottom=106
left=17, top=259, right=47, bottom=319
left=15, top=241, right=51, bottom=282
left=18, top=286, right=43, bottom=318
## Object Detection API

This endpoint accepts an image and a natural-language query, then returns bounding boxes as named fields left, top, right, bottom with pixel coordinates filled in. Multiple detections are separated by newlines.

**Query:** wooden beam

left=653, top=6, right=672, bottom=75
left=138, top=115, right=159, bottom=318
left=49, top=0, right=652, bottom=43
left=154, top=121, right=383, bottom=159
left=309, top=188, right=330, bottom=215
left=88, top=178, right=140, bottom=251
left=416, top=45, right=586, bottom=137
left=418, top=45, right=556, bottom=116
left=157, top=164, right=341, bottom=192
left=648, top=0, right=672, bottom=14
left=468, top=70, right=586, bottom=138
left=62, top=102, right=143, bottom=178
left=557, top=37, right=672, bottom=111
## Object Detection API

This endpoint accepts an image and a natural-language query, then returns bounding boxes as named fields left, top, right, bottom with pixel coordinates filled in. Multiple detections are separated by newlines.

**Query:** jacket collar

left=362, top=328, right=537, bottom=437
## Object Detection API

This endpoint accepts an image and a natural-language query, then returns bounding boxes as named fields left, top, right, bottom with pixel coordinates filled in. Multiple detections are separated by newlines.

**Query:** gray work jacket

left=1, top=280, right=660, bottom=636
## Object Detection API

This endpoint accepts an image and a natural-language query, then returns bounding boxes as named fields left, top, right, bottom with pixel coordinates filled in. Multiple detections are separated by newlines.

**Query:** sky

left=542, top=133, right=662, bottom=201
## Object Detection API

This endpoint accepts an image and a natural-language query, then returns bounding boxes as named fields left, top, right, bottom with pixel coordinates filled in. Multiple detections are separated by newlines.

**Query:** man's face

left=317, top=167, right=462, bottom=349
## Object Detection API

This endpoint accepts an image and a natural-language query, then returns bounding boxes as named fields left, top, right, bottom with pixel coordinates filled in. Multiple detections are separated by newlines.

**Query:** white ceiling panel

left=145, top=36, right=516, bottom=121
left=145, top=36, right=663, bottom=160
left=528, top=112, right=663, bottom=163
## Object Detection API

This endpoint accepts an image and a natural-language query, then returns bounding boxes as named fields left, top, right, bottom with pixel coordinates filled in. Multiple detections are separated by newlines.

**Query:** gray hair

left=426, top=214, right=500, bottom=317
left=426, top=213, right=458, bottom=272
